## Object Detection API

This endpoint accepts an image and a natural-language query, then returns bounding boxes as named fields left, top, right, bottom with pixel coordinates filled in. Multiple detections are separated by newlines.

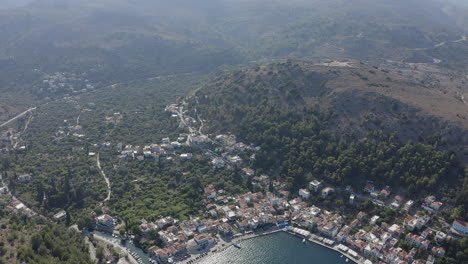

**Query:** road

left=0, top=107, right=36, bottom=128
left=409, top=35, right=467, bottom=51
left=96, top=153, right=111, bottom=206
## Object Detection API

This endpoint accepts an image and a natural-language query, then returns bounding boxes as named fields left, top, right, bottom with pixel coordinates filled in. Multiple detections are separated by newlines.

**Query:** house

left=241, top=168, right=255, bottom=178
left=363, top=183, right=375, bottom=193
left=370, top=215, right=380, bottom=225
left=95, top=214, right=115, bottom=233
left=380, top=186, right=391, bottom=198
left=187, top=234, right=215, bottom=253
left=18, top=174, right=32, bottom=183
left=422, top=195, right=443, bottom=212
left=180, top=153, right=193, bottom=160
left=103, top=248, right=115, bottom=263
left=0, top=186, right=8, bottom=194
left=421, top=228, right=433, bottom=239
left=53, top=210, right=67, bottom=221
left=171, top=141, right=182, bottom=148
left=212, top=157, right=225, bottom=169
left=299, top=189, right=310, bottom=200
left=218, top=223, right=233, bottom=236
left=318, top=223, right=339, bottom=237
left=321, top=187, right=334, bottom=198
left=435, top=231, right=447, bottom=242
left=406, top=233, right=431, bottom=250
left=337, top=225, right=352, bottom=242
left=228, top=155, right=242, bottom=165
left=403, top=200, right=414, bottom=211
left=357, top=212, right=367, bottom=221
left=451, top=220, right=468, bottom=235
left=309, top=180, right=322, bottom=192
left=431, top=247, right=446, bottom=257
left=390, top=195, right=404, bottom=209
left=154, top=248, right=169, bottom=263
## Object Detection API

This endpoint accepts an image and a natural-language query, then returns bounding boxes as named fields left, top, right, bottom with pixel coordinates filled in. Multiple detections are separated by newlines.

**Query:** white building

left=299, top=189, right=311, bottom=200
left=180, top=153, right=193, bottom=160
left=212, top=157, right=225, bottom=169
left=309, top=180, right=322, bottom=192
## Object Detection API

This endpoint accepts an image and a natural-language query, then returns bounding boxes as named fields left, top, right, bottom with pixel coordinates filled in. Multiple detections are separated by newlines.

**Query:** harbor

left=195, top=230, right=355, bottom=264
left=178, top=225, right=363, bottom=264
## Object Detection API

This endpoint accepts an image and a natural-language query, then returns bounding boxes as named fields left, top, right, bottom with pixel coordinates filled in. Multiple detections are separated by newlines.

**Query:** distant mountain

left=0, top=0, right=34, bottom=9
left=0, top=0, right=467, bottom=99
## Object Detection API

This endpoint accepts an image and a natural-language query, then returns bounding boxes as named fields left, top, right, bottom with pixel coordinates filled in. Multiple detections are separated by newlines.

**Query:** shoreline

left=183, top=228, right=367, bottom=264
left=181, top=227, right=283, bottom=264
left=284, top=230, right=364, bottom=264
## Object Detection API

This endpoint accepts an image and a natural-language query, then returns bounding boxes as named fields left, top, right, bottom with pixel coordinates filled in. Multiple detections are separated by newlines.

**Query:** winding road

left=96, top=153, right=111, bottom=206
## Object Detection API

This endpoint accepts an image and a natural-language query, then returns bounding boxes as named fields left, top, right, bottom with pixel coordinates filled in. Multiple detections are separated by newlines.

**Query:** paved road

left=0, top=107, right=36, bottom=128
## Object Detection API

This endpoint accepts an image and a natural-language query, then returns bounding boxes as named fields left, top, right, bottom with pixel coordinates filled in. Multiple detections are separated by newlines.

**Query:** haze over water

left=198, top=232, right=354, bottom=264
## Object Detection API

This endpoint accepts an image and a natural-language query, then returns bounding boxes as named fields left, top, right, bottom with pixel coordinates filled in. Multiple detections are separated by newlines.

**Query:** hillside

left=194, top=60, right=468, bottom=151
left=190, top=60, right=468, bottom=217
left=0, top=207, right=92, bottom=264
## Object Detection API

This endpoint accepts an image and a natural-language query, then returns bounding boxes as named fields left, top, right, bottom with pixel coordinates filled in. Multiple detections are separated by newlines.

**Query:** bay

left=197, top=231, right=354, bottom=264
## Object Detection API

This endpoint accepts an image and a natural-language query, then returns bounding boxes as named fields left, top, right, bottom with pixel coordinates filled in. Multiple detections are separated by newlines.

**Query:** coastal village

left=83, top=103, right=468, bottom=264
left=1, top=101, right=468, bottom=264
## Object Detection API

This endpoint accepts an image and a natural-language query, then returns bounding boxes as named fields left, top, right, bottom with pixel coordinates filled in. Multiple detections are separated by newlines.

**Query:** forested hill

left=190, top=60, right=468, bottom=218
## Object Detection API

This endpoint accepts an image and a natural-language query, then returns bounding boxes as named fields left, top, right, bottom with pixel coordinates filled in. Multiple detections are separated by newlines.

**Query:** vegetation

left=0, top=209, right=92, bottom=264
left=192, top=62, right=467, bottom=220
left=0, top=74, right=246, bottom=223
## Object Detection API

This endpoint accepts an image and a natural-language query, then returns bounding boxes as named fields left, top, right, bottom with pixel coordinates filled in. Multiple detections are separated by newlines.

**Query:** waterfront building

left=95, top=214, right=115, bottom=233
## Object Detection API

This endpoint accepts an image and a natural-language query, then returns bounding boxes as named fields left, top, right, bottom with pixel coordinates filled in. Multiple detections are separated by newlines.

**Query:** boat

left=340, top=255, right=343, bottom=258
left=302, top=238, right=306, bottom=243
left=233, top=243, right=241, bottom=249
left=345, top=258, right=349, bottom=262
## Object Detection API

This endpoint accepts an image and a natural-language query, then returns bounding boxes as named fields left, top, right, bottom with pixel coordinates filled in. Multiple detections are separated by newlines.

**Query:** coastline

left=181, top=227, right=283, bottom=264
left=284, top=230, right=363, bottom=264
left=183, top=228, right=366, bottom=264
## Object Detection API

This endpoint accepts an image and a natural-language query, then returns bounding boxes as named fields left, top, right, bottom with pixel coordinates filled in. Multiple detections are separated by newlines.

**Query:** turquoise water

left=198, top=231, right=354, bottom=264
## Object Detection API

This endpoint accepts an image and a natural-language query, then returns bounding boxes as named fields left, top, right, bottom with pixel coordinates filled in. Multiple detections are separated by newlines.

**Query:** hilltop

left=193, top=60, right=468, bottom=155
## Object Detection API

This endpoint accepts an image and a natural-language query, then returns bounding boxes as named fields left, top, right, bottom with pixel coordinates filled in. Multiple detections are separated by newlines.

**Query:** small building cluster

left=36, top=71, right=95, bottom=96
